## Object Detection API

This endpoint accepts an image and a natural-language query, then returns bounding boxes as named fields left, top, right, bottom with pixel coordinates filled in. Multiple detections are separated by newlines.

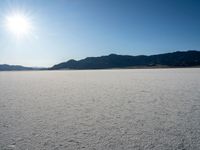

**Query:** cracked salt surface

left=0, top=68, right=200, bottom=150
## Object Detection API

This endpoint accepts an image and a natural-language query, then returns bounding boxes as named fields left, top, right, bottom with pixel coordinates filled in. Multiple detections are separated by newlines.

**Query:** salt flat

left=0, top=68, right=200, bottom=150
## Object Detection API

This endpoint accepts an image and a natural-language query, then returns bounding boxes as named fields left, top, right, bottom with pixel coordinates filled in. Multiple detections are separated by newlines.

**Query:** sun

left=5, top=13, right=32, bottom=38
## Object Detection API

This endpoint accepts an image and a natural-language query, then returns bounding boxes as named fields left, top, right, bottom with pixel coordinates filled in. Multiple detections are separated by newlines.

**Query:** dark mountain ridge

left=0, top=64, right=35, bottom=71
left=51, top=50, right=200, bottom=70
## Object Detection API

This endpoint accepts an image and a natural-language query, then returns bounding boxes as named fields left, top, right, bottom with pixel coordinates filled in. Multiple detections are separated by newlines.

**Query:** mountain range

left=51, top=50, right=200, bottom=70
left=1, top=50, right=200, bottom=71
left=0, top=64, right=34, bottom=71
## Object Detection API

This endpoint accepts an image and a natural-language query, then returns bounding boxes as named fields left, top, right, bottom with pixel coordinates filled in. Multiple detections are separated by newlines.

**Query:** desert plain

left=0, top=68, right=200, bottom=150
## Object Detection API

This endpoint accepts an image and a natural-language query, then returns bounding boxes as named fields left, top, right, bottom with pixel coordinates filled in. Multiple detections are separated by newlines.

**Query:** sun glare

left=5, top=13, right=32, bottom=38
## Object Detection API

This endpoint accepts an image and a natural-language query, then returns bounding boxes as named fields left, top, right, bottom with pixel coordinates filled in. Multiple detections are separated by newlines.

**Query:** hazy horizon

left=0, top=50, right=199, bottom=68
left=0, top=0, right=200, bottom=67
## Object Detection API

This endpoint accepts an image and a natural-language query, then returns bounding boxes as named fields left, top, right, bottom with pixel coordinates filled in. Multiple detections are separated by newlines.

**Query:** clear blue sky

left=0, top=0, right=200, bottom=67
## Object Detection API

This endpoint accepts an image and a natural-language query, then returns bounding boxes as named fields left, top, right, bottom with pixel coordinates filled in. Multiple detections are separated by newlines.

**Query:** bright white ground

left=0, top=68, right=200, bottom=150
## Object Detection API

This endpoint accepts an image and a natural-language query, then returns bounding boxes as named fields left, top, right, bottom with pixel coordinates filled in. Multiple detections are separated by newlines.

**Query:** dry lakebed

left=0, top=68, right=200, bottom=150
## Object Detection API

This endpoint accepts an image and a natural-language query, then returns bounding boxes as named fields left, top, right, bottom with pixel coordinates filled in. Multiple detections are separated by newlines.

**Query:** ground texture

left=0, top=69, right=200, bottom=150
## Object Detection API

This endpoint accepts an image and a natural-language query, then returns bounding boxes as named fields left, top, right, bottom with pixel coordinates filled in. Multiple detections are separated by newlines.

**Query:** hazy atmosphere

left=0, top=0, right=200, bottom=66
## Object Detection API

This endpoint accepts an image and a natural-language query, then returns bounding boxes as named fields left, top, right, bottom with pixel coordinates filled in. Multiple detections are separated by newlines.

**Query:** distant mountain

left=51, top=50, right=200, bottom=70
left=0, top=64, right=34, bottom=71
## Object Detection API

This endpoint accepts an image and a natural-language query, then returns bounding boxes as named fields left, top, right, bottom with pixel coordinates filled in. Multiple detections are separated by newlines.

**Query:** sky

left=0, top=0, right=200, bottom=67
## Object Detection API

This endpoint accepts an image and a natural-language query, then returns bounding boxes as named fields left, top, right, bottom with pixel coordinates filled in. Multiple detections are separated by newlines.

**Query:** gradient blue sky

left=0, top=0, right=200, bottom=67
